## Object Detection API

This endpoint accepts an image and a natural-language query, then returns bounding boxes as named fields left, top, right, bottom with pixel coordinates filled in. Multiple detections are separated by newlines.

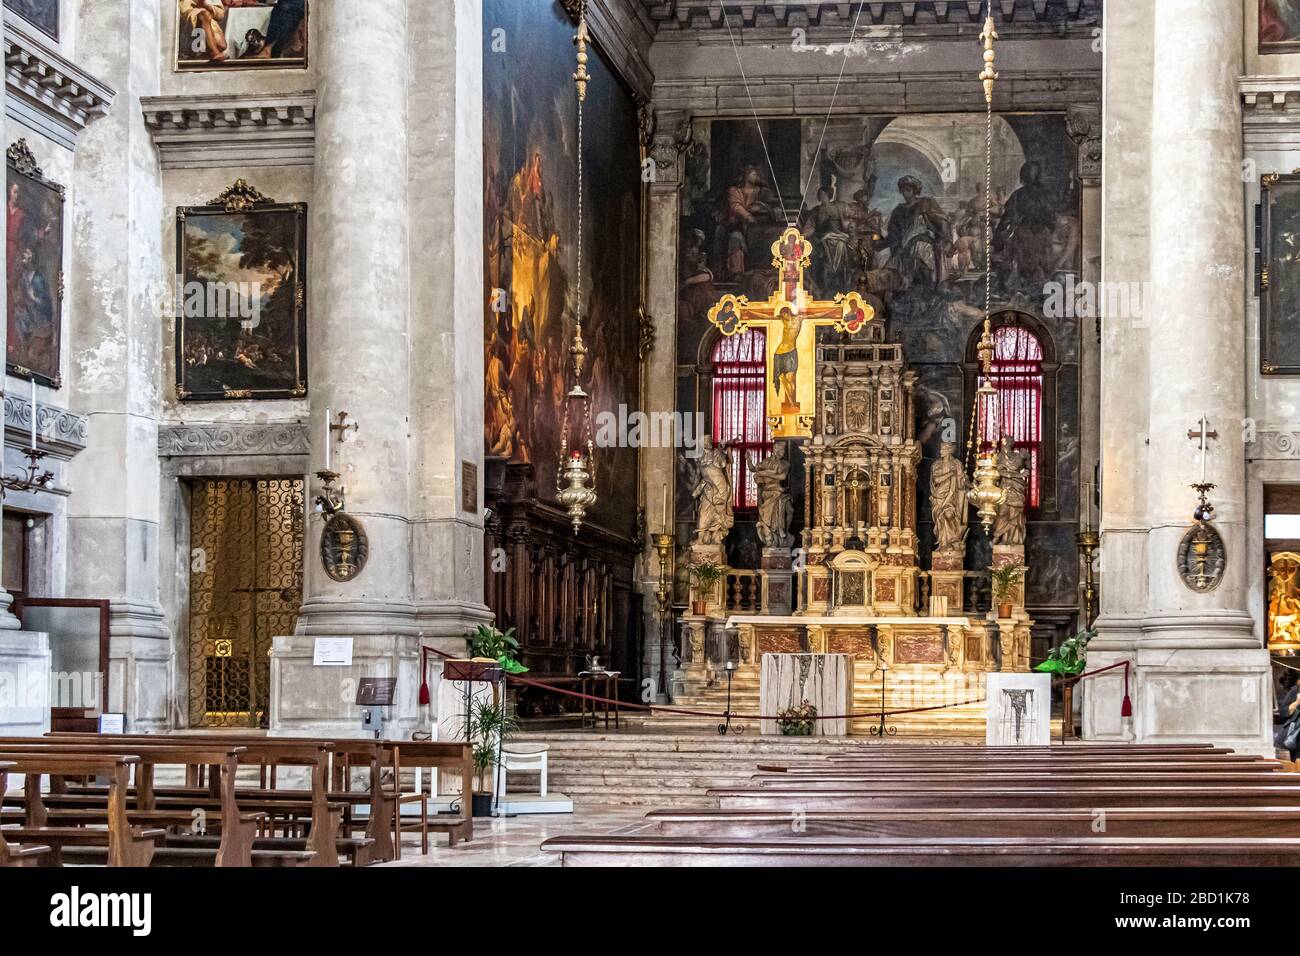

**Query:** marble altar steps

left=510, top=731, right=924, bottom=807
left=540, top=744, right=1300, bottom=866
left=650, top=669, right=1059, bottom=737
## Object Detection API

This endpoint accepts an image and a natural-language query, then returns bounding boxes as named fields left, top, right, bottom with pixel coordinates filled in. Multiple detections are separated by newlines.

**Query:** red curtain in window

left=712, top=330, right=772, bottom=509
left=978, top=325, right=1044, bottom=508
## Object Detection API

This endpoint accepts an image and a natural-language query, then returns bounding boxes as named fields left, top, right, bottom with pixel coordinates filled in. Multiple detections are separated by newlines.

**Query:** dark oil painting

left=176, top=0, right=307, bottom=71
left=483, top=0, right=641, bottom=537
left=1261, top=0, right=1300, bottom=52
left=7, top=143, right=63, bottom=388
left=176, top=199, right=307, bottom=400
left=4, top=0, right=57, bottom=41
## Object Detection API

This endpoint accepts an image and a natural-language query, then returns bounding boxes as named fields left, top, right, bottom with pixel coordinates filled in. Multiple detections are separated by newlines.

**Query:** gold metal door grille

left=188, top=478, right=304, bottom=727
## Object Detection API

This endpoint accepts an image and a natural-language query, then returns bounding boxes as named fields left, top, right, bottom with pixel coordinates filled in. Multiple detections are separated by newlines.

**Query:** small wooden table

left=579, top=671, right=621, bottom=730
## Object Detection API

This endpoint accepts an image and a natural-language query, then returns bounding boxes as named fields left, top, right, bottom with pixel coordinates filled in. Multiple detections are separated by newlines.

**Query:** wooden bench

left=0, top=763, right=50, bottom=867
left=540, top=834, right=1300, bottom=866
left=0, top=752, right=163, bottom=867
left=642, top=806, right=1300, bottom=839
left=385, top=741, right=475, bottom=851
left=28, top=736, right=349, bottom=866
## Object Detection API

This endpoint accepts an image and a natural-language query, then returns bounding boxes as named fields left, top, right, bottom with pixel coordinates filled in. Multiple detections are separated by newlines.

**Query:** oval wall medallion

left=321, top=513, right=369, bottom=582
left=1177, top=520, right=1226, bottom=593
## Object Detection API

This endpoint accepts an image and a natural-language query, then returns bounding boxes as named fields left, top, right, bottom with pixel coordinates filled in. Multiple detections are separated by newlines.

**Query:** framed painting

left=1260, top=172, right=1300, bottom=375
left=175, top=0, right=307, bottom=71
left=6, top=139, right=64, bottom=389
left=176, top=180, right=307, bottom=401
left=1261, top=0, right=1300, bottom=53
left=4, top=0, right=58, bottom=41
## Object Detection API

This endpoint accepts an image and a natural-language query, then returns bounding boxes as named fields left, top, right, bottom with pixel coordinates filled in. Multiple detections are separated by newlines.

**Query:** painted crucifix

left=706, top=226, right=877, bottom=439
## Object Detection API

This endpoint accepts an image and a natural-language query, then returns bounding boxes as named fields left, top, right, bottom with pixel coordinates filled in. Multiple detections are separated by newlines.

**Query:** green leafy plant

left=989, top=563, right=1026, bottom=604
left=465, top=696, right=520, bottom=793
left=776, top=699, right=817, bottom=736
left=467, top=623, right=529, bottom=675
left=689, top=561, right=727, bottom=593
left=1035, top=629, right=1094, bottom=676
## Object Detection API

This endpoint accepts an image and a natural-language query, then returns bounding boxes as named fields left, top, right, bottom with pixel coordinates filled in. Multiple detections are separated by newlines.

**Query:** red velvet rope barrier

left=419, top=643, right=1135, bottom=722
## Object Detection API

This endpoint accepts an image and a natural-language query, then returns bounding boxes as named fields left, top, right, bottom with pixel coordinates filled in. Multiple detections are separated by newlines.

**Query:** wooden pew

left=34, top=735, right=345, bottom=866
left=50, top=733, right=383, bottom=864
left=386, top=741, right=474, bottom=849
left=0, top=741, right=268, bottom=866
left=541, top=834, right=1300, bottom=866
left=0, top=753, right=162, bottom=867
left=710, top=784, right=1300, bottom=810
left=643, top=806, right=1300, bottom=839
left=743, top=770, right=1300, bottom=790
left=0, top=763, right=50, bottom=867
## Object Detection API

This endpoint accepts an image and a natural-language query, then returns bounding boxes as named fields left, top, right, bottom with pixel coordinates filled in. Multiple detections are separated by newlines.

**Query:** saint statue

left=749, top=443, right=794, bottom=550
left=929, top=441, right=969, bottom=553
left=992, top=436, right=1029, bottom=546
left=690, top=436, right=735, bottom=547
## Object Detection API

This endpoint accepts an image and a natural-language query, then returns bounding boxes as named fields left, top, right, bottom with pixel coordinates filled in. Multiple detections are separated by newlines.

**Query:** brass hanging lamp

left=556, top=0, right=597, bottom=533
left=966, top=5, right=1005, bottom=533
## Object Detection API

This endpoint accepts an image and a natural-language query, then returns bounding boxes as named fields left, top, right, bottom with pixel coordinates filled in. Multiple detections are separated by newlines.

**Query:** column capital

left=647, top=109, right=692, bottom=191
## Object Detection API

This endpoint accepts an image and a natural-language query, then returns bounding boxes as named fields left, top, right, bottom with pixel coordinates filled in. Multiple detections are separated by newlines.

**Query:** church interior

left=7, top=0, right=1300, bottom=901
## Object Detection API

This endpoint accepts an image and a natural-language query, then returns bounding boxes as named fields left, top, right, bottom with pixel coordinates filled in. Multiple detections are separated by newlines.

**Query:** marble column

left=408, top=0, right=492, bottom=669
left=64, top=0, right=168, bottom=731
left=1135, top=0, right=1269, bottom=753
left=641, top=112, right=685, bottom=702
left=270, top=0, right=419, bottom=736
left=1084, top=0, right=1153, bottom=741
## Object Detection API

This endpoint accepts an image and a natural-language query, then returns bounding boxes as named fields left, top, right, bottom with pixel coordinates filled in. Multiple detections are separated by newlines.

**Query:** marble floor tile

left=377, top=806, right=647, bottom=867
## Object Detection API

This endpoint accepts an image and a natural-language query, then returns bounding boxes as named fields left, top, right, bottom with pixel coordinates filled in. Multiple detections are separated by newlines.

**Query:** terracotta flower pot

left=998, top=602, right=1014, bottom=619
left=692, top=600, right=708, bottom=616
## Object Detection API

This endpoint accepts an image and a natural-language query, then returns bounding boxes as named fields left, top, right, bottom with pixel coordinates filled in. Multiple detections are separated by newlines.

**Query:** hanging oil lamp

left=965, top=4, right=1004, bottom=533
left=556, top=0, right=597, bottom=533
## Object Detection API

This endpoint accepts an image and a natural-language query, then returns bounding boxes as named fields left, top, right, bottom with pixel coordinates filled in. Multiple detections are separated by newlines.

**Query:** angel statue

left=929, top=441, right=969, bottom=553
left=690, top=436, right=734, bottom=547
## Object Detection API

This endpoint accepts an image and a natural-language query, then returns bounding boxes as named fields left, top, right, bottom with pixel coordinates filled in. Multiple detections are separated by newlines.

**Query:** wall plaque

left=1177, top=520, right=1226, bottom=593
left=321, top=513, right=368, bottom=582
left=461, top=460, right=478, bottom=514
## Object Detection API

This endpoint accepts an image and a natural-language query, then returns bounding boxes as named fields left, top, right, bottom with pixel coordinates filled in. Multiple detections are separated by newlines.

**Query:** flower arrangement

left=776, top=699, right=817, bottom=736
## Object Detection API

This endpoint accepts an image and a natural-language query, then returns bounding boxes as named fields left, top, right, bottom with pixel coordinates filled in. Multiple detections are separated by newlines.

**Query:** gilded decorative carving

left=321, top=512, right=369, bottom=583
left=1177, top=520, right=1226, bottom=593
left=208, top=178, right=275, bottom=213
left=6, top=139, right=41, bottom=178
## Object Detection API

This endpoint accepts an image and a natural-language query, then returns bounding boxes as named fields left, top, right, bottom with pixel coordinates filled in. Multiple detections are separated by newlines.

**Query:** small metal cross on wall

left=1187, top=416, right=1219, bottom=486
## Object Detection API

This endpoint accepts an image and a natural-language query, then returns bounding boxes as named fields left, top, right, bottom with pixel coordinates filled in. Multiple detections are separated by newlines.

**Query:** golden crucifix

left=706, top=226, right=876, bottom=439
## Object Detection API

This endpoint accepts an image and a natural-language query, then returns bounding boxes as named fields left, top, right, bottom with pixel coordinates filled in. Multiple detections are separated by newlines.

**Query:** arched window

left=977, top=324, right=1044, bottom=508
left=712, top=330, right=771, bottom=509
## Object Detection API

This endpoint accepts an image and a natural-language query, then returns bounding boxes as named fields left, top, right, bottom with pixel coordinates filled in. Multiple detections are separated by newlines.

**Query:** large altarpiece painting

left=1260, top=0, right=1300, bottom=52
left=677, top=113, right=1082, bottom=624
left=176, top=182, right=307, bottom=401
left=1260, top=172, right=1300, bottom=375
left=7, top=139, right=63, bottom=388
left=175, top=0, right=308, bottom=71
left=4, top=0, right=57, bottom=40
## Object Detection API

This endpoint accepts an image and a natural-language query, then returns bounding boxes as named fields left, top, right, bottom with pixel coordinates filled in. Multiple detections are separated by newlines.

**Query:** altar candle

left=30, top=379, right=36, bottom=450
left=324, top=406, right=331, bottom=471
left=661, top=483, right=668, bottom=535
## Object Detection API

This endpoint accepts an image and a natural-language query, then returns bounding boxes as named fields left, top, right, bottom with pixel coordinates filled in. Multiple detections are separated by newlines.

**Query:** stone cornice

left=643, top=0, right=1099, bottom=35
left=652, top=68, right=1100, bottom=115
left=4, top=11, right=114, bottom=150
left=141, top=91, right=316, bottom=169
left=1241, top=77, right=1300, bottom=148
left=2, top=393, right=87, bottom=458
left=158, top=422, right=310, bottom=458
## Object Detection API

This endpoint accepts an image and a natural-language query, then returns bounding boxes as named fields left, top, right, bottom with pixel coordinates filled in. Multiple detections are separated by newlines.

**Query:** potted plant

left=1034, top=629, right=1094, bottom=677
left=688, top=561, right=727, bottom=615
left=467, top=623, right=529, bottom=676
left=989, top=563, right=1025, bottom=619
left=776, top=699, right=817, bottom=736
left=465, top=696, right=519, bottom=817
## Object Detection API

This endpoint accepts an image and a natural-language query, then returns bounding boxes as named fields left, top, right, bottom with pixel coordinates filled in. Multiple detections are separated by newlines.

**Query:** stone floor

left=377, top=806, right=645, bottom=867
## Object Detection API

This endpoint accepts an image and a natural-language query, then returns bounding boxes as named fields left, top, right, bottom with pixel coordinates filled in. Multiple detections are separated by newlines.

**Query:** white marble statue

left=690, top=436, right=735, bottom=546
left=749, top=442, right=794, bottom=549
left=929, top=440, right=969, bottom=553
left=993, top=435, right=1029, bottom=546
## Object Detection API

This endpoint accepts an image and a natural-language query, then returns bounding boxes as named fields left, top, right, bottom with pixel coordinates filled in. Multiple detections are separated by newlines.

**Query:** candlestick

left=30, top=379, right=36, bottom=450
left=324, top=406, right=331, bottom=472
